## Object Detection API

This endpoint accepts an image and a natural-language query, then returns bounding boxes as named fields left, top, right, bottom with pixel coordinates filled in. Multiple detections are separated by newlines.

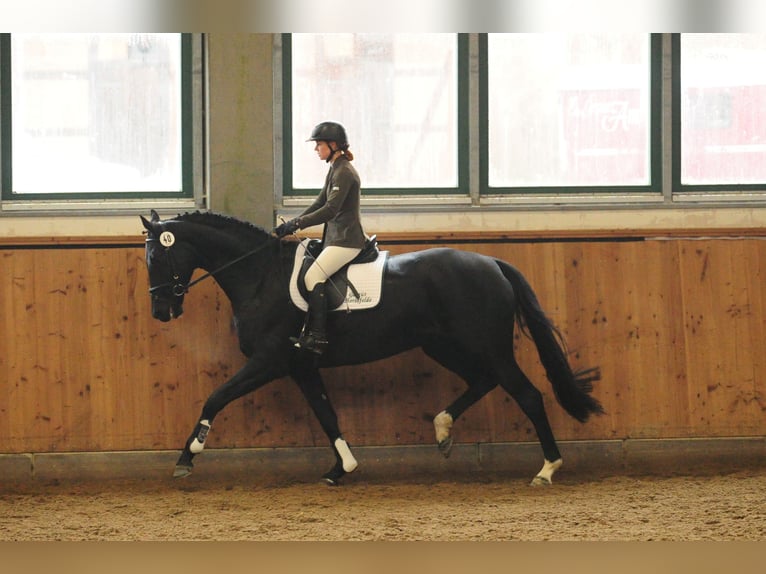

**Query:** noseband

left=146, top=234, right=277, bottom=299
left=146, top=236, right=191, bottom=298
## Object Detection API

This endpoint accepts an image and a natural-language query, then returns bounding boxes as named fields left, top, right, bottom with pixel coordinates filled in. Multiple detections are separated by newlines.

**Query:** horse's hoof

left=437, top=437, right=453, bottom=458
left=173, top=464, right=193, bottom=478
left=530, top=475, right=553, bottom=487
left=322, top=461, right=346, bottom=486
left=530, top=458, right=562, bottom=486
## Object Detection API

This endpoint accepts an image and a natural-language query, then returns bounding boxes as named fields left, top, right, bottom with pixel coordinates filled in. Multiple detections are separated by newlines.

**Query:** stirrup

left=293, top=331, right=328, bottom=355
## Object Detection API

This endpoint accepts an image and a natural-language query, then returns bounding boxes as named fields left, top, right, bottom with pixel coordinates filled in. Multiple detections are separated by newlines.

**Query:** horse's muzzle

left=152, top=299, right=184, bottom=322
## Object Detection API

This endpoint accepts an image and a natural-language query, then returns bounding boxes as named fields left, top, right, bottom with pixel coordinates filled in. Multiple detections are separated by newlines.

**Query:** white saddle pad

left=289, top=239, right=388, bottom=312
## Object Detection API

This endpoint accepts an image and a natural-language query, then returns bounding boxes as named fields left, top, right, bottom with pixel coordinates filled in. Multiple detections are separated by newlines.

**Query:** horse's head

left=140, top=210, right=196, bottom=322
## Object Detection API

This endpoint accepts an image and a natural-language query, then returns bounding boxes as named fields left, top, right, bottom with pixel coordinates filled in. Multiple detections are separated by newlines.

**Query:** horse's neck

left=185, top=225, right=287, bottom=307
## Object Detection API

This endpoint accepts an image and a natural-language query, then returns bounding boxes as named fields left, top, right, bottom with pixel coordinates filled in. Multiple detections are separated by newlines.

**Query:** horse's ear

left=140, top=215, right=154, bottom=233
left=141, top=210, right=161, bottom=232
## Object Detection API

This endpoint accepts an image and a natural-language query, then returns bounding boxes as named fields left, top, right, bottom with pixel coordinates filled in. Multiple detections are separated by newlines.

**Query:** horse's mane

left=173, top=211, right=271, bottom=243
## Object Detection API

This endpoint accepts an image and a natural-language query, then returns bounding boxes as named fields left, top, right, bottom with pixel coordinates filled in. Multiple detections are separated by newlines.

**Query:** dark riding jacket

left=297, top=155, right=366, bottom=249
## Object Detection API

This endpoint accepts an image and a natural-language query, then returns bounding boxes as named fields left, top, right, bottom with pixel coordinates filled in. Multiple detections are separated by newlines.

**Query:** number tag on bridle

left=159, top=231, right=176, bottom=247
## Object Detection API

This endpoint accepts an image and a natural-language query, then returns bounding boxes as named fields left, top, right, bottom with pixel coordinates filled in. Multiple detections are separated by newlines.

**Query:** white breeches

left=304, top=245, right=362, bottom=291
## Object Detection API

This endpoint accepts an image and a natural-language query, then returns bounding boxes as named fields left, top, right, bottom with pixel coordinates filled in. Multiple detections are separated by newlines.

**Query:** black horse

left=141, top=210, right=603, bottom=486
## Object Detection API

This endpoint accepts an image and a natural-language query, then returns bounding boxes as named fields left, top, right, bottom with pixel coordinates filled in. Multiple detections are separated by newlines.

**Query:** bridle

left=146, top=233, right=277, bottom=299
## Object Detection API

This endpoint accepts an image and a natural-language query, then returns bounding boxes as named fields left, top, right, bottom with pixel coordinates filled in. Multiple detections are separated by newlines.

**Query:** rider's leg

left=295, top=246, right=361, bottom=354
left=303, top=245, right=362, bottom=292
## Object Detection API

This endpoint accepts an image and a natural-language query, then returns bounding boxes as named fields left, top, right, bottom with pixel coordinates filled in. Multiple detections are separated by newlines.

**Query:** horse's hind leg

left=498, top=360, right=564, bottom=486
left=423, top=342, right=498, bottom=458
left=434, top=382, right=497, bottom=458
left=292, top=361, right=357, bottom=486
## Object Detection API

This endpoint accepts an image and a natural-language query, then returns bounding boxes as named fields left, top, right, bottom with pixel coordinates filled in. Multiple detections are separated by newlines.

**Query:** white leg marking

left=189, top=419, right=211, bottom=454
left=531, top=458, right=563, bottom=486
left=334, top=437, right=358, bottom=473
left=433, top=410, right=453, bottom=443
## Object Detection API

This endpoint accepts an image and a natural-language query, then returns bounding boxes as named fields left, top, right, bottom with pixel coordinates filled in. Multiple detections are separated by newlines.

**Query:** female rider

left=274, top=121, right=367, bottom=355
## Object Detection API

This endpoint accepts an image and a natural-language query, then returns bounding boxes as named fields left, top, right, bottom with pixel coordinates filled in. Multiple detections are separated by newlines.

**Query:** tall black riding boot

left=294, top=283, right=329, bottom=355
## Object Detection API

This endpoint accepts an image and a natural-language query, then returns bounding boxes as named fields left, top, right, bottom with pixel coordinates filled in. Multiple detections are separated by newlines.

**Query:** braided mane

left=173, top=211, right=271, bottom=243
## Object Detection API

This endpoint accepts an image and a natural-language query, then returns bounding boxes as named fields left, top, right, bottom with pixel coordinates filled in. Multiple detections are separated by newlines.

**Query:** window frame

left=0, top=33, right=202, bottom=209
left=280, top=33, right=470, bottom=199
left=479, top=33, right=663, bottom=198
left=672, top=33, right=766, bottom=197
left=278, top=33, right=766, bottom=214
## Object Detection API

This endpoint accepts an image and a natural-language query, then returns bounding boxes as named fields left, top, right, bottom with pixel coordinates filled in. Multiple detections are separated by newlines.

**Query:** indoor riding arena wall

left=1, top=231, right=765, bottom=481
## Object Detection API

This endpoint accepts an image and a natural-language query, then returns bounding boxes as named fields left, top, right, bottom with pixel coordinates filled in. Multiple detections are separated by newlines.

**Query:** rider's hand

left=274, top=218, right=301, bottom=238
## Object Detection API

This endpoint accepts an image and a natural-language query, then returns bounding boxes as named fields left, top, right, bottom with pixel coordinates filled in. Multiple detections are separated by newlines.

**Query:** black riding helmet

left=307, top=121, right=349, bottom=161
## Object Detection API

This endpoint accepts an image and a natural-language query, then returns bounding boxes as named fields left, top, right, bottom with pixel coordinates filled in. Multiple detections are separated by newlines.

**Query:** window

left=484, top=34, right=659, bottom=192
left=284, top=33, right=468, bottom=196
left=677, top=34, right=766, bottom=190
left=1, top=33, right=195, bottom=203
left=281, top=33, right=766, bottom=209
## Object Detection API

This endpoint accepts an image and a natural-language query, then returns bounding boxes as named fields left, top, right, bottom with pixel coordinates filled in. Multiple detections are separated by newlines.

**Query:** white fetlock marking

left=334, top=438, right=358, bottom=473
left=433, top=410, right=453, bottom=443
left=535, top=458, right=563, bottom=483
left=189, top=419, right=211, bottom=454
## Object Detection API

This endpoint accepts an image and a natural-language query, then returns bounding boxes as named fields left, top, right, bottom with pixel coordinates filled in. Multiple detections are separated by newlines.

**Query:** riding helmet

left=307, top=121, right=348, bottom=149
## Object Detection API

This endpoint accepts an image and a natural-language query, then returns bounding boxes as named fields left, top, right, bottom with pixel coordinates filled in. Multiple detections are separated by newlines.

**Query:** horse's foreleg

left=321, top=437, right=358, bottom=486
left=292, top=363, right=357, bottom=485
left=174, top=358, right=280, bottom=478
left=173, top=419, right=212, bottom=478
left=530, top=458, right=563, bottom=486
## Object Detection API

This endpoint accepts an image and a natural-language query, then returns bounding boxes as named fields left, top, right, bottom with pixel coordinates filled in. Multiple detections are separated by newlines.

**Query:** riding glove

left=274, top=218, right=301, bottom=238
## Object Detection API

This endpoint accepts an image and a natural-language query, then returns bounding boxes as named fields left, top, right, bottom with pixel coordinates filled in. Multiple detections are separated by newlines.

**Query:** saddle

left=289, top=236, right=388, bottom=312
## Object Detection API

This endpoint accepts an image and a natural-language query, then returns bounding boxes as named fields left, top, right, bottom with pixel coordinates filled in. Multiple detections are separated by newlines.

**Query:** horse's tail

left=495, top=259, right=604, bottom=423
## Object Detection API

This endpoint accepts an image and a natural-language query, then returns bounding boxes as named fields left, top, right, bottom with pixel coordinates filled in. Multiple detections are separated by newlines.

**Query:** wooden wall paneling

left=0, top=251, right=13, bottom=449
left=9, top=250, right=68, bottom=452
left=59, top=248, right=103, bottom=452
left=613, top=240, right=688, bottom=439
left=638, top=240, right=690, bottom=438
left=732, top=238, right=766, bottom=433
left=3, top=237, right=766, bottom=456
left=2, top=249, right=40, bottom=452
left=114, top=247, right=175, bottom=451
left=3, top=249, right=91, bottom=452
left=741, top=240, right=766, bottom=429
left=81, top=248, right=121, bottom=452
left=125, top=247, right=175, bottom=450
left=3, top=249, right=32, bottom=452
left=679, top=240, right=766, bottom=437
left=680, top=240, right=726, bottom=435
